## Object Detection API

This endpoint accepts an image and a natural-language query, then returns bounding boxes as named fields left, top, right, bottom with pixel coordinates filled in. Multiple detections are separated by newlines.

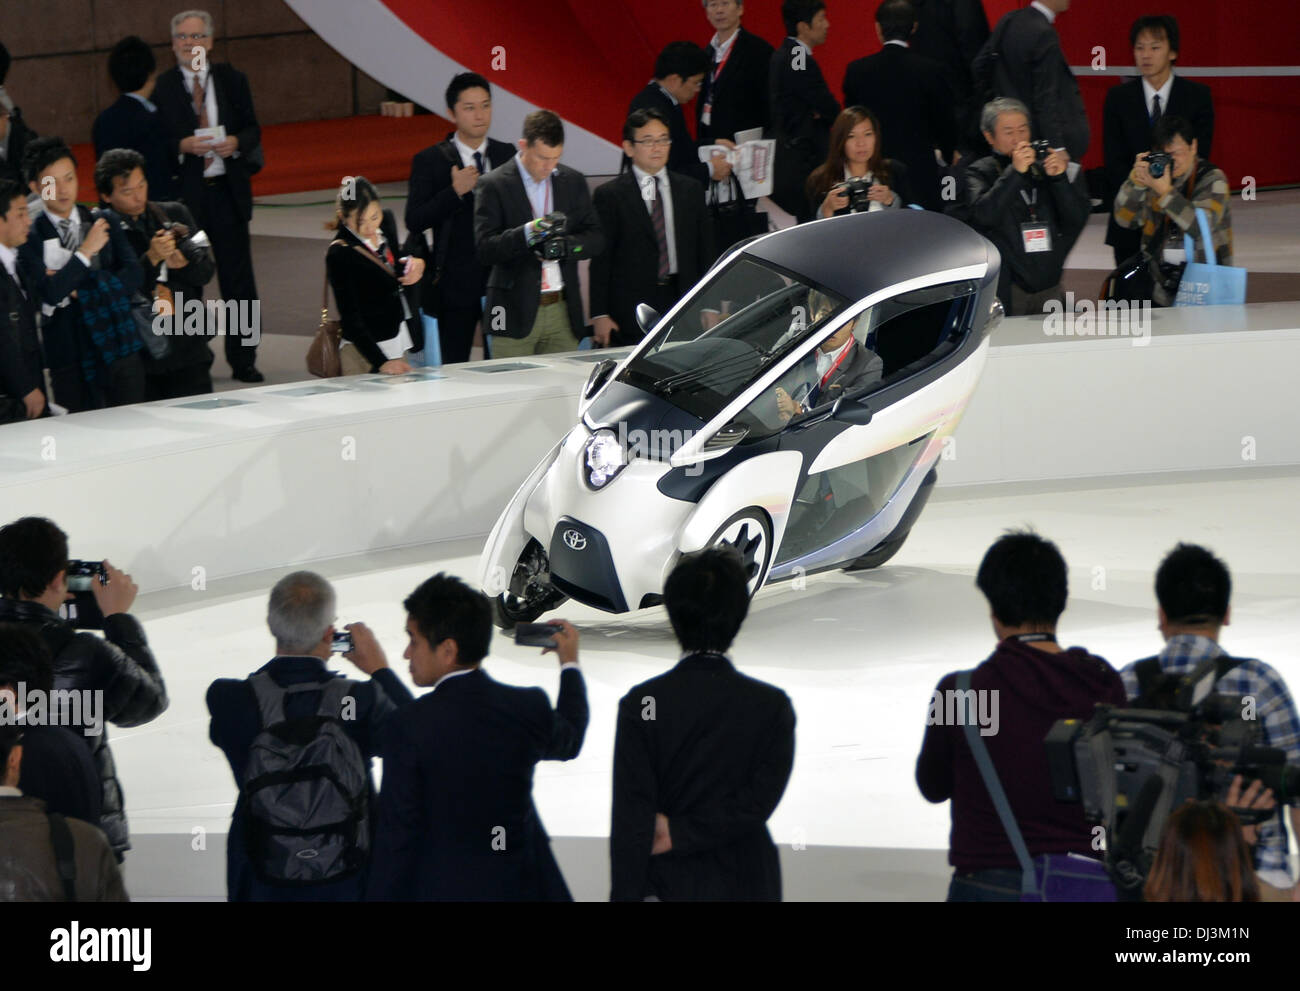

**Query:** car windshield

left=616, top=256, right=849, bottom=423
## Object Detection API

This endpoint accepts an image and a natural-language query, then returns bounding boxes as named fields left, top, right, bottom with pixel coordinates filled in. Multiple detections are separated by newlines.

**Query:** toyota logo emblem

left=563, top=529, right=587, bottom=551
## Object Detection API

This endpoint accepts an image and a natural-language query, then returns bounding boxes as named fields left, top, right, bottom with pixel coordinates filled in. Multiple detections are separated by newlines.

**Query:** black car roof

left=741, top=209, right=994, bottom=302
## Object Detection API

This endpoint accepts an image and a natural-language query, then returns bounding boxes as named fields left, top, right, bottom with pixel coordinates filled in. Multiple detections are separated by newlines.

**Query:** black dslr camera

left=1146, top=151, right=1173, bottom=179
left=1029, top=138, right=1053, bottom=161
left=533, top=212, right=570, bottom=260
left=836, top=176, right=874, bottom=213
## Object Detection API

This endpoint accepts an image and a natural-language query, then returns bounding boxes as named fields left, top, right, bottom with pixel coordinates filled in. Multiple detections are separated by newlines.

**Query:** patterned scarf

left=76, top=269, right=143, bottom=383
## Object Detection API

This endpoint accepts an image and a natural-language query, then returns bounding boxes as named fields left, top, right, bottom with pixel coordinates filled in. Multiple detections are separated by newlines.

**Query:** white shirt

left=1030, top=1, right=1057, bottom=24
left=883, top=39, right=909, bottom=48
left=0, top=786, right=21, bottom=797
left=815, top=334, right=855, bottom=381
left=1142, top=72, right=1175, bottom=120
left=453, top=133, right=491, bottom=172
left=653, top=81, right=679, bottom=107
left=125, top=91, right=158, bottom=113
left=710, top=29, right=739, bottom=60
left=631, top=164, right=678, bottom=275
left=0, top=242, right=20, bottom=288
left=179, top=64, right=225, bottom=178
left=430, top=667, right=475, bottom=692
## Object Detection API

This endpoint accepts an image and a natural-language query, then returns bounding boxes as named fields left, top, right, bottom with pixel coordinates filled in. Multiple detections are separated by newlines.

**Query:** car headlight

left=584, top=429, right=626, bottom=488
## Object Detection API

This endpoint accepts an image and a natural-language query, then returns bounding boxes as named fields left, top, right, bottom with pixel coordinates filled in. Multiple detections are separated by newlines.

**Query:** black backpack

left=241, top=673, right=371, bottom=886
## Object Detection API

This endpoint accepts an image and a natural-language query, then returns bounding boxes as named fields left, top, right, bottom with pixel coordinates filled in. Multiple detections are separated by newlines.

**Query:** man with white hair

left=205, top=571, right=413, bottom=901
left=152, top=9, right=265, bottom=383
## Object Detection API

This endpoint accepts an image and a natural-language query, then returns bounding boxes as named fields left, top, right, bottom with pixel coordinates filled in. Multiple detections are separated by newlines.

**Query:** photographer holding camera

left=0, top=516, right=166, bottom=862
left=945, top=98, right=1089, bottom=316
left=95, top=147, right=217, bottom=400
left=205, top=570, right=412, bottom=901
left=474, top=110, right=604, bottom=357
left=1119, top=544, right=1300, bottom=890
left=1112, top=115, right=1232, bottom=307
left=806, top=106, right=909, bottom=220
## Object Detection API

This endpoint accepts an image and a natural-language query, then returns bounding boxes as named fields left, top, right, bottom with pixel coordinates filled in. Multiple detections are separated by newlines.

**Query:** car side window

left=866, top=281, right=978, bottom=381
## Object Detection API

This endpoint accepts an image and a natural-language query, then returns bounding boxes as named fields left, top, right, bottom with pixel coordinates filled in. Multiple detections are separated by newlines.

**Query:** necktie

left=58, top=217, right=78, bottom=253
left=473, top=150, right=484, bottom=174
left=1150, top=93, right=1162, bottom=125
left=650, top=176, right=669, bottom=281
left=193, top=74, right=215, bottom=169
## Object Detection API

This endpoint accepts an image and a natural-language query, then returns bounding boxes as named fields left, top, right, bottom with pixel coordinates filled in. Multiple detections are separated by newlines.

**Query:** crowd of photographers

left=1, top=2, right=1232, bottom=420
left=0, top=511, right=1295, bottom=903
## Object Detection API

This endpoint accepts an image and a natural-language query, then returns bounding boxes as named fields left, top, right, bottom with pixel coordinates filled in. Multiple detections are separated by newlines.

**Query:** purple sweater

left=916, top=638, right=1127, bottom=872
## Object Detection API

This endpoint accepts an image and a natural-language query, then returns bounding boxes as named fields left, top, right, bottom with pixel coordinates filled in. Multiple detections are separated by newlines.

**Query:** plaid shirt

left=1120, top=635, right=1300, bottom=876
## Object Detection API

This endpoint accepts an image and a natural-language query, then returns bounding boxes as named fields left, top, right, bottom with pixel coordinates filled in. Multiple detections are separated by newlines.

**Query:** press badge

left=1020, top=223, right=1052, bottom=253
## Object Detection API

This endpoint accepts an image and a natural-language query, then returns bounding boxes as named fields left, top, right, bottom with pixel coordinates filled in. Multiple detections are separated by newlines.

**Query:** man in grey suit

left=473, top=110, right=604, bottom=356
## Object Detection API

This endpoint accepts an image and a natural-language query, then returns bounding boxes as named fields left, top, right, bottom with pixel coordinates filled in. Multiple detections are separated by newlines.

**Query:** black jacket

left=769, top=38, right=841, bottom=219
left=611, top=653, right=795, bottom=901
left=842, top=45, right=955, bottom=211
left=0, top=599, right=167, bottom=857
left=589, top=170, right=713, bottom=347
left=978, top=6, right=1089, bottom=160
left=1103, top=75, right=1214, bottom=248
left=20, top=206, right=143, bottom=372
left=326, top=209, right=426, bottom=371
left=697, top=28, right=775, bottom=146
left=93, top=94, right=178, bottom=201
left=405, top=133, right=515, bottom=314
left=206, top=655, right=413, bottom=901
left=909, top=0, right=990, bottom=149
left=153, top=63, right=261, bottom=222
left=628, top=84, right=710, bottom=187
left=807, top=159, right=913, bottom=218
left=367, top=666, right=588, bottom=901
left=0, top=112, right=37, bottom=188
left=115, top=200, right=215, bottom=373
left=0, top=254, right=45, bottom=423
left=474, top=156, right=605, bottom=340
left=947, top=152, right=1090, bottom=297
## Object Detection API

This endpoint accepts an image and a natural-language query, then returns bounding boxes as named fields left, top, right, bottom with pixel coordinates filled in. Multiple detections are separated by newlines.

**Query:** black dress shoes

left=232, top=367, right=265, bottom=383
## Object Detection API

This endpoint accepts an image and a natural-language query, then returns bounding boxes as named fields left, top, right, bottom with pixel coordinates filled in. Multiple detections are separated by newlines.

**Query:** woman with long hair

left=1144, top=801, right=1261, bottom=902
left=805, top=106, right=911, bottom=220
left=324, top=176, right=426, bottom=375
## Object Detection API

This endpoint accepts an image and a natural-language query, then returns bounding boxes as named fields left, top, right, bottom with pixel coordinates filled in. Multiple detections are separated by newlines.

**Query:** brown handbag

left=307, top=242, right=344, bottom=378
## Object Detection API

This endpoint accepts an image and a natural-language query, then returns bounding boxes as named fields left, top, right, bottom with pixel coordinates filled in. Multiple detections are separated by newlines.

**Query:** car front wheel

left=707, top=509, right=773, bottom=597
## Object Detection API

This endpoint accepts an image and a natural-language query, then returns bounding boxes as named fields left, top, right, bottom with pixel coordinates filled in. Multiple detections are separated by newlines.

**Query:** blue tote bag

left=1175, top=208, right=1247, bottom=306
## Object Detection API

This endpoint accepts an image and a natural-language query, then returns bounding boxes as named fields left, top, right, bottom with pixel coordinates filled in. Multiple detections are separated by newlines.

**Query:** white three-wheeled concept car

left=479, top=209, right=1002, bottom=626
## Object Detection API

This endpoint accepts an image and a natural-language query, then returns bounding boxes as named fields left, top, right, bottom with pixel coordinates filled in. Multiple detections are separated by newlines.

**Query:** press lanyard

left=819, top=339, right=853, bottom=389
left=710, top=37, right=735, bottom=85
left=1020, top=187, right=1038, bottom=221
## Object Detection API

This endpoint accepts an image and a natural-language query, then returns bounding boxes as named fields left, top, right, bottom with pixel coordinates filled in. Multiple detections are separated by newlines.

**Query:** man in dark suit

left=406, top=73, right=514, bottom=364
left=93, top=36, right=176, bottom=202
left=842, top=0, right=956, bottom=212
left=698, top=0, right=775, bottom=147
left=770, top=0, right=840, bottom=222
left=629, top=42, right=732, bottom=190
left=974, top=0, right=1088, bottom=162
left=1103, top=15, right=1214, bottom=265
left=368, top=575, right=588, bottom=901
left=0, top=42, right=37, bottom=190
left=474, top=110, right=605, bottom=355
left=591, top=109, right=713, bottom=349
left=96, top=148, right=216, bottom=400
left=611, top=548, right=796, bottom=901
left=908, top=0, right=989, bottom=155
left=152, top=10, right=264, bottom=382
left=206, top=571, right=413, bottom=901
left=0, top=178, right=46, bottom=424
left=21, top=138, right=145, bottom=413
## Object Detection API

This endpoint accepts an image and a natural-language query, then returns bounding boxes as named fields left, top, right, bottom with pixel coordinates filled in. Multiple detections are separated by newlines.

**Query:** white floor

left=114, top=465, right=1300, bottom=899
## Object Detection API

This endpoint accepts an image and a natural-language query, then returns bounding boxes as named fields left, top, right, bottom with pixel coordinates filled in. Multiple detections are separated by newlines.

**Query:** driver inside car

left=774, top=315, right=883, bottom=423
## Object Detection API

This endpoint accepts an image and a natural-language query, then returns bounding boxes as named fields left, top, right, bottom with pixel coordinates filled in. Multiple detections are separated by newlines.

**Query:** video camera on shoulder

left=532, top=212, right=569, bottom=260
left=1045, top=656, right=1300, bottom=896
left=835, top=177, right=874, bottom=213
left=61, top=559, right=108, bottom=630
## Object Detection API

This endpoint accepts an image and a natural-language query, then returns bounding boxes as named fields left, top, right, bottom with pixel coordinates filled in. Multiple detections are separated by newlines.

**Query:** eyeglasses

left=173, top=32, right=210, bottom=41
left=632, top=137, right=672, bottom=147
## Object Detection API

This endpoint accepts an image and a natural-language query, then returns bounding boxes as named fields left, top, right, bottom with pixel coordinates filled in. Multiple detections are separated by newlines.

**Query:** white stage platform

left=2, top=302, right=1298, bottom=899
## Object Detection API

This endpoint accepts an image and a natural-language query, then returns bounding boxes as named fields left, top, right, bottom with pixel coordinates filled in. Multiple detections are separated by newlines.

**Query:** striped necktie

left=650, top=176, right=668, bottom=281
left=58, top=217, right=78, bottom=253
